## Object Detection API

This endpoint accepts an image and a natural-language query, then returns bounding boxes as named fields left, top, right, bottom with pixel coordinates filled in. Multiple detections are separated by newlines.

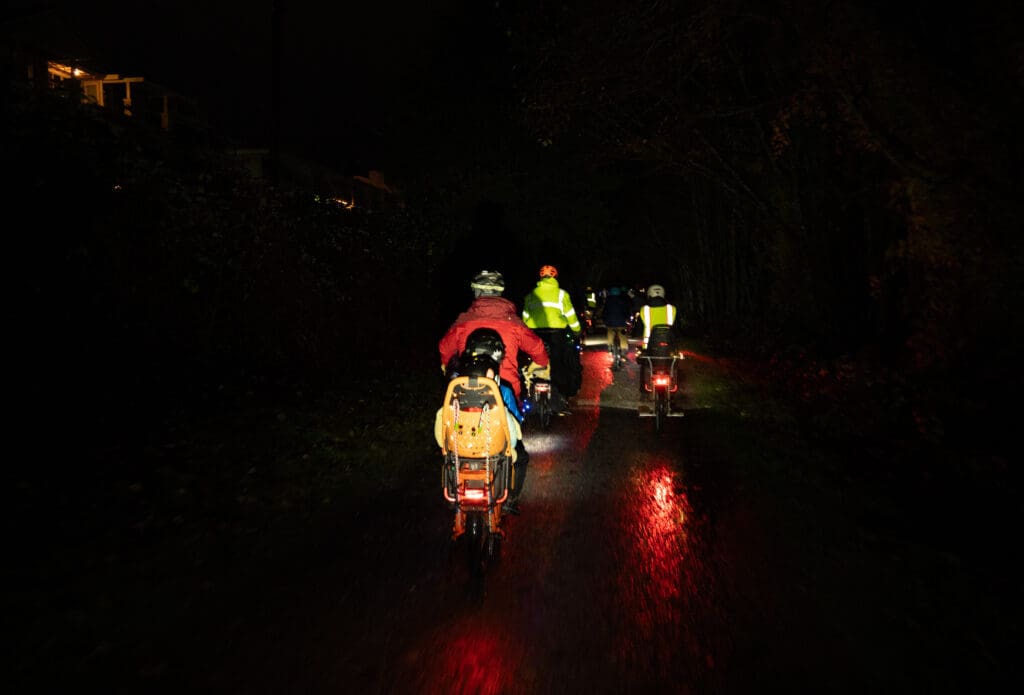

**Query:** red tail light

left=535, top=382, right=551, bottom=393
left=654, top=374, right=672, bottom=387
left=461, top=488, right=486, bottom=501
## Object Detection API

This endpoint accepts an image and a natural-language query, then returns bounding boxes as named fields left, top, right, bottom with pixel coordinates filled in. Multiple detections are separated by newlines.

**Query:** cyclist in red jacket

left=439, top=270, right=549, bottom=402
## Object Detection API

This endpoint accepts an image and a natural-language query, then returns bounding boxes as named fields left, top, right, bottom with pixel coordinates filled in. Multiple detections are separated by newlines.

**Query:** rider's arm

left=521, top=327, right=550, bottom=367
left=499, top=383, right=524, bottom=423
left=561, top=294, right=582, bottom=333
left=437, top=325, right=462, bottom=369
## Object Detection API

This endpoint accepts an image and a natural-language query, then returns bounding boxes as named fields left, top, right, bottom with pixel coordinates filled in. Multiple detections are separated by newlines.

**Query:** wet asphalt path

left=121, top=335, right=1013, bottom=695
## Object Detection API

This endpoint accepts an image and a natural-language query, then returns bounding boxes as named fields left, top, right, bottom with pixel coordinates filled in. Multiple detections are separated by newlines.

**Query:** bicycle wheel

left=654, top=390, right=667, bottom=433
left=538, top=394, right=552, bottom=428
left=465, top=512, right=488, bottom=576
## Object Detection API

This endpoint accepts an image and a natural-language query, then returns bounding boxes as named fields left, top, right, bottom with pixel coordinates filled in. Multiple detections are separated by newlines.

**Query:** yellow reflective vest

left=522, top=278, right=582, bottom=332
left=640, top=303, right=677, bottom=346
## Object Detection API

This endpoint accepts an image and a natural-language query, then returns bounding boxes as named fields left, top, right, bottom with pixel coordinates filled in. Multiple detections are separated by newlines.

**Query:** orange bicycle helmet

left=539, top=265, right=558, bottom=278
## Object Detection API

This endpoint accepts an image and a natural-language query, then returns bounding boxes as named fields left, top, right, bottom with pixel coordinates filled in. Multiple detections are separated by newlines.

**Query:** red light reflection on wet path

left=615, top=459, right=696, bottom=669
left=577, top=348, right=615, bottom=401
left=410, top=625, right=511, bottom=695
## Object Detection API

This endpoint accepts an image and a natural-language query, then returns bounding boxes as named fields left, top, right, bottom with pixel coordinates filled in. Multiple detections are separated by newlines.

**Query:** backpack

left=646, top=324, right=677, bottom=357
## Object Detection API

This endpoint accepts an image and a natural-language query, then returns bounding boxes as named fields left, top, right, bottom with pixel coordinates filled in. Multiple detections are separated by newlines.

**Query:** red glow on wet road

left=411, top=624, right=512, bottom=694
left=629, top=462, right=691, bottom=607
left=442, top=631, right=507, bottom=695
left=578, top=349, right=615, bottom=400
left=615, top=459, right=695, bottom=667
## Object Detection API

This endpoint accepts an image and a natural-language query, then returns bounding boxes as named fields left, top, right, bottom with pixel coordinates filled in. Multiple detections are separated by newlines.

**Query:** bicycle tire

left=538, top=395, right=552, bottom=428
left=655, top=390, right=667, bottom=433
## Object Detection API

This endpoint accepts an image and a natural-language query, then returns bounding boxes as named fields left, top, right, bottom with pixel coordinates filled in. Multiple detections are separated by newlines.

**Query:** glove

left=527, top=362, right=551, bottom=380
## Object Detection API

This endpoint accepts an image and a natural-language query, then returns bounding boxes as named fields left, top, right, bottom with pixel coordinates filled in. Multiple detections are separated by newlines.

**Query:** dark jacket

left=601, top=293, right=633, bottom=327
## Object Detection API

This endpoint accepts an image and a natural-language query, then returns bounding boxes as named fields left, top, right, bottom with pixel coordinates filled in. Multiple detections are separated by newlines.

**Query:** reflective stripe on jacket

left=522, top=277, right=582, bottom=332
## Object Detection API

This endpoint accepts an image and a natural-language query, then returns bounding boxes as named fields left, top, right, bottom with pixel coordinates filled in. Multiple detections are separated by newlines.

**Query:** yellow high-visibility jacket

left=522, top=277, right=582, bottom=332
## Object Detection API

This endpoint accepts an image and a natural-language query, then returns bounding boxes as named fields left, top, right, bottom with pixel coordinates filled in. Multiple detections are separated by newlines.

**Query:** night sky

left=34, top=0, right=491, bottom=174
left=17, top=0, right=1020, bottom=179
left=10, top=0, right=1022, bottom=307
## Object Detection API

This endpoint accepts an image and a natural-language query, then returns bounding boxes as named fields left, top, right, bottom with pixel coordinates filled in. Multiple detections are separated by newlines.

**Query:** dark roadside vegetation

left=6, top=1, right=1022, bottom=690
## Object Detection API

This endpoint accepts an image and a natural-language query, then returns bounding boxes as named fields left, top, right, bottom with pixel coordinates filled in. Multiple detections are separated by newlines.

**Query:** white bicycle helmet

left=470, top=270, right=506, bottom=296
left=647, top=284, right=666, bottom=299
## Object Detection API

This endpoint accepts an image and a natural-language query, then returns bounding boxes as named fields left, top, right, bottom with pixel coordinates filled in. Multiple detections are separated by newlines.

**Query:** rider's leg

left=507, top=439, right=529, bottom=513
left=561, top=334, right=582, bottom=398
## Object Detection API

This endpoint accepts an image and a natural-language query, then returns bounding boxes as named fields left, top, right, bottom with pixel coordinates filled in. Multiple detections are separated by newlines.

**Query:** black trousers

left=512, top=440, right=529, bottom=500
left=533, top=328, right=582, bottom=398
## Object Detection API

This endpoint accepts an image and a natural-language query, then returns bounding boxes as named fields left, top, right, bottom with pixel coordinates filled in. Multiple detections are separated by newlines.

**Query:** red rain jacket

left=439, top=296, right=549, bottom=399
